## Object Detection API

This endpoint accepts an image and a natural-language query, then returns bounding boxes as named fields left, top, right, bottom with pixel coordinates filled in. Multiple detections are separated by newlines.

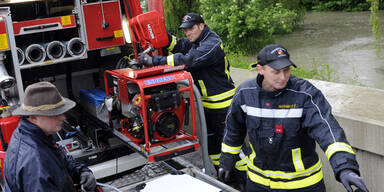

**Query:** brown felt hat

left=12, top=81, right=76, bottom=116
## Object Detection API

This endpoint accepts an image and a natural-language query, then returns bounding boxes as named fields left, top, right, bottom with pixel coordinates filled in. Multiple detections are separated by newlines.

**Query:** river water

left=275, top=11, right=384, bottom=89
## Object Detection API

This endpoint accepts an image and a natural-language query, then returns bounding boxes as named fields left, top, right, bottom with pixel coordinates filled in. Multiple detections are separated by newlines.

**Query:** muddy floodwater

left=275, top=11, right=384, bottom=89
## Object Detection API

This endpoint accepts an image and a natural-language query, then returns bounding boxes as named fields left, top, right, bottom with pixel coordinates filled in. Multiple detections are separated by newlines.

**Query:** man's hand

left=218, top=167, right=233, bottom=183
left=80, top=172, right=96, bottom=191
left=340, top=169, right=369, bottom=192
left=138, top=53, right=153, bottom=65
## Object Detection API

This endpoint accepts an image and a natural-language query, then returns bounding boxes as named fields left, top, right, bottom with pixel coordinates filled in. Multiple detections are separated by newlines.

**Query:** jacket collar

left=18, top=119, right=56, bottom=146
left=256, top=74, right=289, bottom=97
left=194, top=25, right=210, bottom=44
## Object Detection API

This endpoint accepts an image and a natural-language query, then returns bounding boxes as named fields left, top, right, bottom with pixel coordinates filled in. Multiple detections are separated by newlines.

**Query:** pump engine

left=117, top=81, right=186, bottom=143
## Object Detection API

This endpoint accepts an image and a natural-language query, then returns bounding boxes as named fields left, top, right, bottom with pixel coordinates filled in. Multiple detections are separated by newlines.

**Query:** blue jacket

left=4, top=119, right=90, bottom=192
left=220, top=75, right=359, bottom=190
left=152, top=26, right=236, bottom=109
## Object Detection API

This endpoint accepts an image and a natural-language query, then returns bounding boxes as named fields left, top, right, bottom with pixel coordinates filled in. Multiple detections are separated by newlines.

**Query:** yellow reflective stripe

left=212, top=160, right=220, bottom=166
left=325, top=142, right=355, bottom=160
left=292, top=148, right=305, bottom=172
left=210, top=153, right=220, bottom=166
left=201, top=88, right=236, bottom=102
left=220, top=43, right=231, bottom=80
left=235, top=156, right=248, bottom=171
left=248, top=168, right=323, bottom=189
left=210, top=154, right=220, bottom=165
left=167, top=35, right=177, bottom=52
left=248, top=142, right=256, bottom=166
left=236, top=157, right=248, bottom=166
left=202, top=99, right=232, bottom=109
left=198, top=80, right=207, bottom=97
left=221, top=143, right=242, bottom=154
left=224, top=55, right=231, bottom=80
left=210, top=153, right=220, bottom=160
left=167, top=55, right=174, bottom=66
left=247, top=159, right=322, bottom=180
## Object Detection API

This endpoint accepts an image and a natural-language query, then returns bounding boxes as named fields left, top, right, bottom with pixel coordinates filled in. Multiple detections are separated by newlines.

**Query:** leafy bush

left=199, top=0, right=304, bottom=54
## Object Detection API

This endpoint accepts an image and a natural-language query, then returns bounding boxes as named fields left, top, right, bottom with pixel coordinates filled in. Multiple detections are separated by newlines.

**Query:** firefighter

left=4, top=82, right=96, bottom=192
left=139, top=13, right=236, bottom=170
left=218, top=44, right=369, bottom=192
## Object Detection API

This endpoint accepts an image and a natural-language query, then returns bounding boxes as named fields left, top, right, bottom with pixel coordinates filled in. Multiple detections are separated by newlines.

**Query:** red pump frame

left=104, top=67, right=199, bottom=162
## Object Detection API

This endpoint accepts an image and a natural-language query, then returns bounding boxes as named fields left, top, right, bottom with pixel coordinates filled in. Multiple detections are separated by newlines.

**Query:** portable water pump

left=104, top=65, right=199, bottom=162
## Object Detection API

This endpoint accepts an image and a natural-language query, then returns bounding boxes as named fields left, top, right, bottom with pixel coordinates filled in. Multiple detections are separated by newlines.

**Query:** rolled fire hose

left=16, top=47, right=25, bottom=65
left=45, top=41, right=66, bottom=60
left=65, top=37, right=86, bottom=57
left=24, top=44, right=46, bottom=64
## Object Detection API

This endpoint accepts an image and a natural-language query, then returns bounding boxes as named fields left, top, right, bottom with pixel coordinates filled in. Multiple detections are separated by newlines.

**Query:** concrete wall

left=230, top=68, right=384, bottom=192
left=309, top=80, right=384, bottom=192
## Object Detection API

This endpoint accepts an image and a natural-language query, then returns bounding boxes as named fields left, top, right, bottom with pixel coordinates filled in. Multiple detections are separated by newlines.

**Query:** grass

left=228, top=52, right=366, bottom=87
left=227, top=51, right=366, bottom=87
left=228, top=52, right=336, bottom=82
left=227, top=52, right=256, bottom=69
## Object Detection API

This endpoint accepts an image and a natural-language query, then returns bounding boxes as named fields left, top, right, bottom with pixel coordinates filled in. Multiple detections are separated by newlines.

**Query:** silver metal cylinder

left=25, top=44, right=46, bottom=64
left=0, top=53, right=16, bottom=90
left=46, top=41, right=66, bottom=60
left=16, top=47, right=25, bottom=65
left=66, top=37, right=86, bottom=57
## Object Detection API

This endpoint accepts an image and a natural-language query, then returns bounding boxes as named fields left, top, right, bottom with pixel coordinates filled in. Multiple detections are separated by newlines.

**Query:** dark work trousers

left=204, top=107, right=228, bottom=168
left=205, top=107, right=247, bottom=191
left=246, top=179, right=326, bottom=192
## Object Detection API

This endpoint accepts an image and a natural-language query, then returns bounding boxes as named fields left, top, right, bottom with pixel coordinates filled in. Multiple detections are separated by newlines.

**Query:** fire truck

left=0, top=0, right=235, bottom=191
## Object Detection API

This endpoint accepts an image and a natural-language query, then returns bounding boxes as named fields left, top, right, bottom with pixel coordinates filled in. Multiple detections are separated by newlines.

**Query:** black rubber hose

left=146, top=108, right=153, bottom=143
left=66, top=64, right=75, bottom=101
left=184, top=99, right=189, bottom=126
left=0, top=124, right=8, bottom=151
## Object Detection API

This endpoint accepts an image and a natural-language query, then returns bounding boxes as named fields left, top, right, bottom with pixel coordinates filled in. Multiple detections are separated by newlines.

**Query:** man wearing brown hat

left=218, top=44, right=369, bottom=192
left=139, top=12, right=237, bottom=172
left=3, top=81, right=96, bottom=192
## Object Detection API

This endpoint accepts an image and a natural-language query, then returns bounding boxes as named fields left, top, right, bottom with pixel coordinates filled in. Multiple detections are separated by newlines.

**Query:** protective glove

left=339, top=169, right=369, bottom=192
left=138, top=53, right=153, bottom=65
left=218, top=167, right=233, bottom=183
left=80, top=171, right=96, bottom=191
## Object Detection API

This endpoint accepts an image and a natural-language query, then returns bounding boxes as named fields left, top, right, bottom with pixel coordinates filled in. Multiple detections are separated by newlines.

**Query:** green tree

left=163, top=0, right=200, bottom=37
left=368, top=0, right=381, bottom=56
left=199, top=0, right=304, bottom=54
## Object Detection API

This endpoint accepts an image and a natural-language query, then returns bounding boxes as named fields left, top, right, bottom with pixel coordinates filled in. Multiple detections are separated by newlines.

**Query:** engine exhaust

left=0, top=53, right=16, bottom=90
left=46, top=41, right=66, bottom=60
left=25, top=44, right=46, bottom=64
left=16, top=47, right=25, bottom=65
left=66, top=38, right=86, bottom=57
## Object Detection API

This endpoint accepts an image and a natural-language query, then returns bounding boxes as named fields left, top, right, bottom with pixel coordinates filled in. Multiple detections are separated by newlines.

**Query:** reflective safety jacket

left=4, top=119, right=91, bottom=192
left=152, top=26, right=235, bottom=109
left=220, top=75, right=360, bottom=190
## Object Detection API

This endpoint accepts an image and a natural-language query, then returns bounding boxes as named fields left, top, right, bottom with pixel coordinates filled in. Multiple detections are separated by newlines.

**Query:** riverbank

left=274, top=11, right=384, bottom=89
